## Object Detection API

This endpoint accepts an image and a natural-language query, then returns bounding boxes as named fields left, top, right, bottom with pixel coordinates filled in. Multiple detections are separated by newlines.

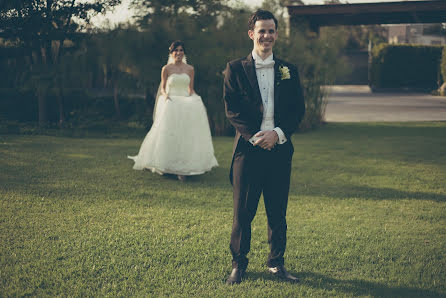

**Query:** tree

left=0, top=0, right=121, bottom=124
left=127, top=0, right=233, bottom=132
left=94, top=29, right=133, bottom=119
left=131, top=0, right=228, bottom=30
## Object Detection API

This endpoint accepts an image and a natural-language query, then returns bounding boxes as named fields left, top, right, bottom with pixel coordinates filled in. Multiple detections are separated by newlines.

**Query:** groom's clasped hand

left=252, top=130, right=279, bottom=150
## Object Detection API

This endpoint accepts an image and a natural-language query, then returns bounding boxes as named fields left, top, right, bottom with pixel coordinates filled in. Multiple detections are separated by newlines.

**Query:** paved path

left=324, top=85, right=446, bottom=122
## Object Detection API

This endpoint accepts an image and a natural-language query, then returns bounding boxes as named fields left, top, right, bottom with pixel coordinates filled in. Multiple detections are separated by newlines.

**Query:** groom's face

left=248, top=19, right=278, bottom=54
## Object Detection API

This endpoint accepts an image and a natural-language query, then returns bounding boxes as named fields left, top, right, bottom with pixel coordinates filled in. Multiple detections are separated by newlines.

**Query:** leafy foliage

left=0, top=0, right=121, bottom=124
left=1, top=0, right=350, bottom=133
left=441, top=46, right=446, bottom=84
left=370, top=44, right=443, bottom=91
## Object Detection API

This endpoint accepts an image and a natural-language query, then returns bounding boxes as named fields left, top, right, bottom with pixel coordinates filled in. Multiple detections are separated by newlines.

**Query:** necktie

left=255, top=60, right=275, bottom=69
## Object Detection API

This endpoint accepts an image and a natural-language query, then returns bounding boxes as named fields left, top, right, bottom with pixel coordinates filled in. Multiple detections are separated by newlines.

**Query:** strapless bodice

left=166, top=73, right=190, bottom=96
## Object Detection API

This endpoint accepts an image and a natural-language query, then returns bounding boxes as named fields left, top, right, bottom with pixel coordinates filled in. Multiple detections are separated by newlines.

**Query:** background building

left=388, top=23, right=446, bottom=45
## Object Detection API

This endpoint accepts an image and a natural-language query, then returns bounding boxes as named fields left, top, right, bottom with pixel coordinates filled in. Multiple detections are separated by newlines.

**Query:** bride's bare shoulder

left=185, top=64, right=194, bottom=76
left=163, top=64, right=173, bottom=71
left=162, top=64, right=174, bottom=77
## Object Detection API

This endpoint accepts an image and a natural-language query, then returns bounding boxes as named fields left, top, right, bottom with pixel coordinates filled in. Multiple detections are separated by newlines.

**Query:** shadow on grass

left=291, top=184, right=446, bottom=202
left=245, top=271, right=443, bottom=297
left=2, top=124, right=446, bottom=205
left=305, top=122, right=446, bottom=138
left=3, top=163, right=444, bottom=209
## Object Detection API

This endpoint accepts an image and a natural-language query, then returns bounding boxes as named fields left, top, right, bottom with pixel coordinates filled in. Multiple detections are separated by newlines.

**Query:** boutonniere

left=279, top=65, right=291, bottom=80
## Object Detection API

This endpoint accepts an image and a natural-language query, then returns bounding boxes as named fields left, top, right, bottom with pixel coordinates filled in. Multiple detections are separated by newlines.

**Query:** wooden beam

left=288, top=1, right=446, bottom=27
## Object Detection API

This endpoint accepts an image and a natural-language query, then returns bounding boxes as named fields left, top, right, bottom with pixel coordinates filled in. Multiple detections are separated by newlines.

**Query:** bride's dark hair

left=169, top=40, right=186, bottom=54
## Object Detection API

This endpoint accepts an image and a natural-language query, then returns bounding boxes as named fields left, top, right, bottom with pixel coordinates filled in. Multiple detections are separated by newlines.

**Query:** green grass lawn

left=1, top=122, right=445, bottom=297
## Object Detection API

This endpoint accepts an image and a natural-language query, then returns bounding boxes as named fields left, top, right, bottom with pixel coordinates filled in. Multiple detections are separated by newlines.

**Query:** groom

left=223, top=9, right=306, bottom=284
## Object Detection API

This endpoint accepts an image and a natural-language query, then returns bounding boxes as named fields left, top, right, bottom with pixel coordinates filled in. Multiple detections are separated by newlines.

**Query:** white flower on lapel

left=279, top=65, right=291, bottom=80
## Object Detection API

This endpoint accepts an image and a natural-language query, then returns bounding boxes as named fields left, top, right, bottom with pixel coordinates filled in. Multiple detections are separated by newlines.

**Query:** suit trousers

left=230, top=139, right=293, bottom=269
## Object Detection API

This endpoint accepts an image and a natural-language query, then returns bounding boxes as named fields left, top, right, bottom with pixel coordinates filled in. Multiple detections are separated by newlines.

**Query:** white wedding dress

left=128, top=73, right=218, bottom=175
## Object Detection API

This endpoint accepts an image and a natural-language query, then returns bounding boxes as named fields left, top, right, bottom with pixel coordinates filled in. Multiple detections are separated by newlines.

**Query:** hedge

left=0, top=88, right=153, bottom=129
left=441, top=46, right=446, bottom=84
left=370, top=44, right=443, bottom=91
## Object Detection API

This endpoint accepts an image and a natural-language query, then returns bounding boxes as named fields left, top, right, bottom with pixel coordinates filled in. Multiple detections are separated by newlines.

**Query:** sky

left=245, top=0, right=413, bottom=6
left=92, top=0, right=415, bottom=27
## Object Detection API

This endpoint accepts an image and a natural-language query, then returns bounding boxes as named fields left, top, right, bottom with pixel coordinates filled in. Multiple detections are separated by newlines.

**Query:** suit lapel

left=242, top=54, right=263, bottom=108
left=273, top=57, right=281, bottom=111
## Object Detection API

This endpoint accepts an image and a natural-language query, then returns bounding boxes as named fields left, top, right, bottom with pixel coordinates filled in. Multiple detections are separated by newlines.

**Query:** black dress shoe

left=267, top=265, right=299, bottom=283
left=226, top=268, right=245, bottom=285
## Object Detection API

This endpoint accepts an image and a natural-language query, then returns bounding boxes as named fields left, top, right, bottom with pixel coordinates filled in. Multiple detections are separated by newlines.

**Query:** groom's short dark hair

left=248, top=9, right=278, bottom=31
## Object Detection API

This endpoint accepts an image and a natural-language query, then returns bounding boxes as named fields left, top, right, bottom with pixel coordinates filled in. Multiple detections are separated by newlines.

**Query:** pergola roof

left=287, top=1, right=446, bottom=28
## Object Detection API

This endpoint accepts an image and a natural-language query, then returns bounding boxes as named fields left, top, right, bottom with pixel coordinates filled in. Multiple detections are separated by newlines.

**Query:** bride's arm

left=188, top=67, right=196, bottom=95
left=161, top=66, right=170, bottom=100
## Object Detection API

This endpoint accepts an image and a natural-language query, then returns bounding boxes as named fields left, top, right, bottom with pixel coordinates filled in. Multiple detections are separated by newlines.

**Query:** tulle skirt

left=128, top=93, right=218, bottom=175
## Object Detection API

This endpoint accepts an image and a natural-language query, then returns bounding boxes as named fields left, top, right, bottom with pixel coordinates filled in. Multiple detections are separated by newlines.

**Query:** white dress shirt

left=249, top=51, right=287, bottom=146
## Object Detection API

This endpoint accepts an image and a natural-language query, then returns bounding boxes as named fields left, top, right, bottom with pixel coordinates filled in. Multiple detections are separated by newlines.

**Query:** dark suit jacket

left=223, top=53, right=306, bottom=183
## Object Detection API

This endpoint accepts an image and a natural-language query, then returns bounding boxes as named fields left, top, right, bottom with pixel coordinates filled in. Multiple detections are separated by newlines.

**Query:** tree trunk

left=37, top=42, right=50, bottom=125
left=38, top=91, right=48, bottom=124
left=440, top=82, right=446, bottom=96
left=57, top=90, right=65, bottom=126
left=114, top=84, right=121, bottom=119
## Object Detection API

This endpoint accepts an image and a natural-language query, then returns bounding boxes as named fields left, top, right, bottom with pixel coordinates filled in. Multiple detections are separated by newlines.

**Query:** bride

left=128, top=40, right=218, bottom=180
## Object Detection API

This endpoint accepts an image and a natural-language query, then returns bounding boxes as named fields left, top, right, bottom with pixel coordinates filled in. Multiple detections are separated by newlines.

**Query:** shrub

left=370, top=44, right=443, bottom=91
left=441, top=46, right=446, bottom=84
left=1, top=9, right=348, bottom=135
left=0, top=88, right=153, bottom=130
